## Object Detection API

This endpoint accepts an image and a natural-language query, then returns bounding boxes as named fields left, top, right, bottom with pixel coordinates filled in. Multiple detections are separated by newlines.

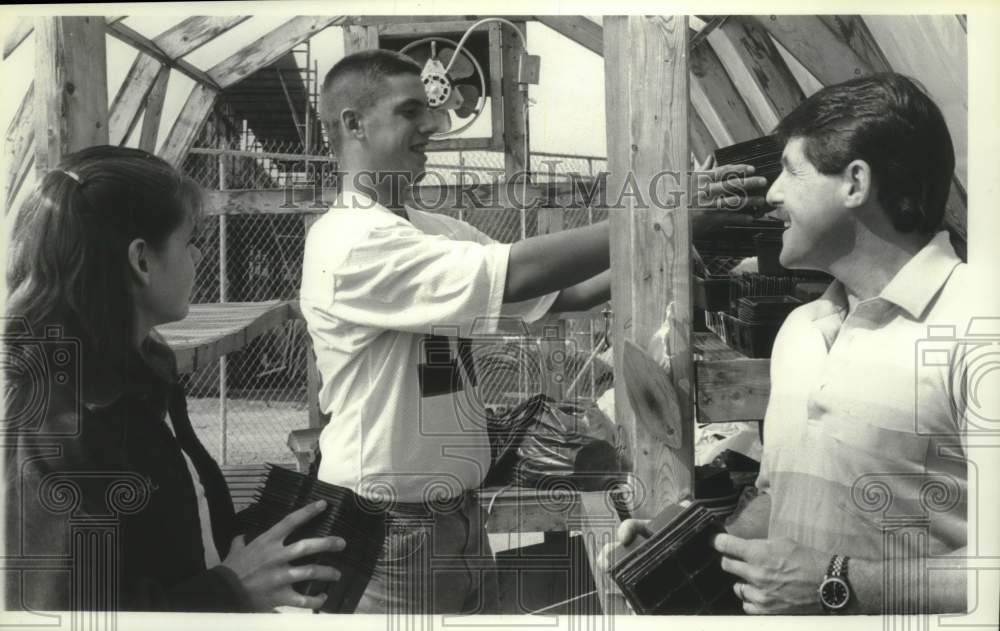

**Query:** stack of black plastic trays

left=236, top=464, right=386, bottom=613
left=725, top=295, right=802, bottom=358
left=610, top=499, right=742, bottom=615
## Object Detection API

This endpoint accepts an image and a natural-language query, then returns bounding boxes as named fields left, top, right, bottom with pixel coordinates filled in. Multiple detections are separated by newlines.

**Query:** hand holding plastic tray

left=610, top=497, right=743, bottom=615
left=235, top=465, right=386, bottom=613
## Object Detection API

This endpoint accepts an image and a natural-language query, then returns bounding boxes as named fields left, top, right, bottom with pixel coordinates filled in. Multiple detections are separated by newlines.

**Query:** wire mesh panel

left=182, top=320, right=310, bottom=464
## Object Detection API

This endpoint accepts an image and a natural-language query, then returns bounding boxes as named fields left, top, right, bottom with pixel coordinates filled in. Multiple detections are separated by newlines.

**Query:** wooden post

left=537, top=201, right=566, bottom=400
left=218, top=154, right=229, bottom=465
left=343, top=24, right=379, bottom=53
left=304, top=41, right=312, bottom=155
left=488, top=23, right=505, bottom=151
left=33, top=16, right=108, bottom=176
left=501, top=21, right=529, bottom=180
left=604, top=16, right=694, bottom=516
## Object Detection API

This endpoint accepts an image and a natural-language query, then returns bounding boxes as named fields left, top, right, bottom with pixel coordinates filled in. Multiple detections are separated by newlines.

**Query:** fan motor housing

left=381, top=30, right=493, bottom=98
left=422, top=71, right=452, bottom=108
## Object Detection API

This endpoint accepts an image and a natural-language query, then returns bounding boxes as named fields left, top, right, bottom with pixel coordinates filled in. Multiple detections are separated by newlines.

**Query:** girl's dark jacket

left=3, top=332, right=253, bottom=612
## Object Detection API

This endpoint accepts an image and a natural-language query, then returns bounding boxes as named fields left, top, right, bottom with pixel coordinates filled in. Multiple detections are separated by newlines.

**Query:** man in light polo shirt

left=608, top=73, right=972, bottom=614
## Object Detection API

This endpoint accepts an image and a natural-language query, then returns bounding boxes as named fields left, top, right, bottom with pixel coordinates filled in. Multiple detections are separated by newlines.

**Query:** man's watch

left=818, top=555, right=852, bottom=613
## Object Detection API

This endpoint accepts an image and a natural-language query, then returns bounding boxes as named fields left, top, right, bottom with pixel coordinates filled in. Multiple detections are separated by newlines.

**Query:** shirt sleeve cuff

left=482, top=242, right=512, bottom=334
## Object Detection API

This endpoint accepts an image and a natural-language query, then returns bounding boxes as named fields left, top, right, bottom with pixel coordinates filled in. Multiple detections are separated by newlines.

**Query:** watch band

left=820, top=554, right=852, bottom=613
left=827, top=554, right=849, bottom=578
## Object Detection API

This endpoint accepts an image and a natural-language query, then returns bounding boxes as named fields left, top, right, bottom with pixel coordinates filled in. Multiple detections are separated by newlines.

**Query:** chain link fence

left=181, top=137, right=609, bottom=465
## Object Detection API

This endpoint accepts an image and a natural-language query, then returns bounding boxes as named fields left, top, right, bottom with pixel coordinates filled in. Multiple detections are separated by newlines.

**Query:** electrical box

left=518, top=53, right=541, bottom=85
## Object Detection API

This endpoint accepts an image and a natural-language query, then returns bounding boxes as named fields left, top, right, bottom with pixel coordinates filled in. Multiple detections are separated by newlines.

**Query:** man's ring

left=735, top=583, right=746, bottom=601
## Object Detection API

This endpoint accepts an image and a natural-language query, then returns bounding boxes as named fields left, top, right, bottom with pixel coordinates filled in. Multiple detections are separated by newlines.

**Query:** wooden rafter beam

left=535, top=16, right=602, bottom=56
left=689, top=36, right=761, bottom=145
left=350, top=15, right=534, bottom=27
left=861, top=15, right=968, bottom=247
left=108, top=16, right=250, bottom=145
left=138, top=66, right=170, bottom=152
left=690, top=78, right=734, bottom=147
left=4, top=15, right=127, bottom=60
left=5, top=83, right=35, bottom=212
left=706, top=16, right=805, bottom=132
left=689, top=110, right=719, bottom=163
left=108, top=55, right=163, bottom=145
left=689, top=16, right=727, bottom=50
left=154, top=16, right=252, bottom=59
left=378, top=20, right=480, bottom=37
left=105, top=20, right=221, bottom=90
left=817, top=16, right=892, bottom=76
left=754, top=15, right=884, bottom=86
left=158, top=83, right=218, bottom=167
left=208, top=16, right=345, bottom=89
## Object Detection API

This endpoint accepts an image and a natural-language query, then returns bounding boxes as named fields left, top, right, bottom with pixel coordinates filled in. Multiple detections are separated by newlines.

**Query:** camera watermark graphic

left=2, top=319, right=155, bottom=627
left=851, top=472, right=968, bottom=626
left=1, top=318, right=82, bottom=437
left=3, top=469, right=152, bottom=627
left=915, top=317, right=1000, bottom=437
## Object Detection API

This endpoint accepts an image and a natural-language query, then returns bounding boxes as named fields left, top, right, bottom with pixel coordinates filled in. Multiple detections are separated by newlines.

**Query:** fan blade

left=441, top=87, right=464, bottom=111
left=455, top=85, right=480, bottom=118
left=439, top=48, right=475, bottom=80
left=431, top=108, right=452, bottom=134
left=405, top=46, right=433, bottom=68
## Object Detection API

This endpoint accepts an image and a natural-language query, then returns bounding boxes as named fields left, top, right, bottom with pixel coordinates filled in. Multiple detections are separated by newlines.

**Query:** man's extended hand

left=712, top=533, right=828, bottom=615
left=690, top=154, right=771, bottom=238
left=597, top=519, right=652, bottom=573
left=691, top=154, right=770, bottom=211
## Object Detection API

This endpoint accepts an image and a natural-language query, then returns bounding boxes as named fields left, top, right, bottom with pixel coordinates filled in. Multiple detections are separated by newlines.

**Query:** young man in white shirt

left=302, top=49, right=767, bottom=614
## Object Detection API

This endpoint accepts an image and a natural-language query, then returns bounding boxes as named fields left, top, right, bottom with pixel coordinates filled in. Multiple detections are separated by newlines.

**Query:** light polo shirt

left=300, top=190, right=556, bottom=503
left=757, top=231, right=970, bottom=560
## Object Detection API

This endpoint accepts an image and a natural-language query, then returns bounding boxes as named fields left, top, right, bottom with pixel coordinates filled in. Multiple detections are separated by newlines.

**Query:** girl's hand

left=222, top=499, right=346, bottom=611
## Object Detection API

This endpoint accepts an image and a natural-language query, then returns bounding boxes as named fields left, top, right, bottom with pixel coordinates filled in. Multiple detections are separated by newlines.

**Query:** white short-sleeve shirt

left=300, top=190, right=556, bottom=503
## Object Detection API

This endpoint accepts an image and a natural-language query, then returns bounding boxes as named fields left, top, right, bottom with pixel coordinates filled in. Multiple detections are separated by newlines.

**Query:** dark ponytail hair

left=6, top=145, right=203, bottom=368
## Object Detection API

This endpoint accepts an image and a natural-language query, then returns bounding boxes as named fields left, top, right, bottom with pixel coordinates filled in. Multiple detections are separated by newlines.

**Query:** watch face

left=820, top=577, right=850, bottom=609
